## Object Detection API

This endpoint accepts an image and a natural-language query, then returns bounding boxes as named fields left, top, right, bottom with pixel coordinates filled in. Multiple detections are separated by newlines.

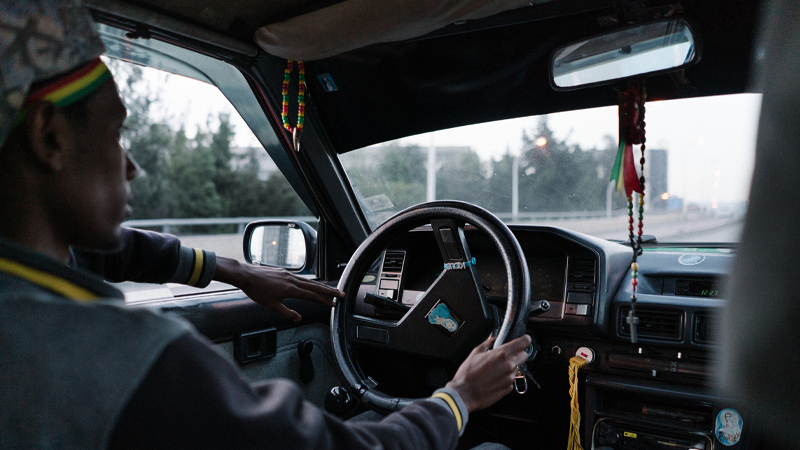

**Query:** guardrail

left=123, top=210, right=686, bottom=234
left=496, top=210, right=616, bottom=222
left=123, top=216, right=318, bottom=234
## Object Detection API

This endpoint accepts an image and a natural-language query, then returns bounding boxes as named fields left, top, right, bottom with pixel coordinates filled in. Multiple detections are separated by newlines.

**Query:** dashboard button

left=356, top=326, right=389, bottom=344
left=379, top=279, right=399, bottom=290
left=567, top=291, right=593, bottom=304
left=566, top=304, right=591, bottom=315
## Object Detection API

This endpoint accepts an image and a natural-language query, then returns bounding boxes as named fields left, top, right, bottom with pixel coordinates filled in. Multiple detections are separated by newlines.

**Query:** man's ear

left=22, top=101, right=74, bottom=172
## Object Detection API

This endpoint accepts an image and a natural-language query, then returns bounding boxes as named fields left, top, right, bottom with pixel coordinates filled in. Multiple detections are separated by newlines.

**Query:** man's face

left=53, top=77, right=137, bottom=250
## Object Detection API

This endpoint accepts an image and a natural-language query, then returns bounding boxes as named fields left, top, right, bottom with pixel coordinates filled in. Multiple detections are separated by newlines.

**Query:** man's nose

left=125, top=149, right=140, bottom=181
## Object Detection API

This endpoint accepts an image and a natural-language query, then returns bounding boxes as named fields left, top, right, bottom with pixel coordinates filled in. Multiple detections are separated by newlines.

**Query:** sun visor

left=253, top=0, right=545, bottom=61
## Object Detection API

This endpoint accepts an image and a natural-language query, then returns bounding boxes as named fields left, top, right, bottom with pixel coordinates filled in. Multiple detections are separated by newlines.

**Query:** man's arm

left=108, top=332, right=461, bottom=450
left=73, top=227, right=344, bottom=310
left=109, top=331, right=530, bottom=450
left=72, top=227, right=214, bottom=286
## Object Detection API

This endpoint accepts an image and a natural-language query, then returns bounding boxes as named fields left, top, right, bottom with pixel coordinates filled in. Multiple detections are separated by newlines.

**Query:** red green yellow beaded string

left=281, top=60, right=305, bottom=134
left=611, top=81, right=647, bottom=343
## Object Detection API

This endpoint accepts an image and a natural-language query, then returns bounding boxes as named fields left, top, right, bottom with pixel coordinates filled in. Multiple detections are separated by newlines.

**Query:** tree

left=112, top=61, right=172, bottom=219
left=164, top=127, right=225, bottom=219
left=378, top=145, right=426, bottom=211
left=111, top=59, right=313, bottom=227
left=513, top=116, right=619, bottom=213
left=437, top=149, right=487, bottom=204
left=484, top=151, right=515, bottom=212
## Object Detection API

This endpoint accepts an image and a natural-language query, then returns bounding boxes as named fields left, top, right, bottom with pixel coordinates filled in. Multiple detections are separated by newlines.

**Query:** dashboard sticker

left=317, top=73, right=338, bottom=92
left=363, top=194, right=394, bottom=212
left=444, top=257, right=476, bottom=270
left=715, top=408, right=743, bottom=446
left=678, top=254, right=706, bottom=266
left=362, top=275, right=376, bottom=283
left=425, top=300, right=462, bottom=334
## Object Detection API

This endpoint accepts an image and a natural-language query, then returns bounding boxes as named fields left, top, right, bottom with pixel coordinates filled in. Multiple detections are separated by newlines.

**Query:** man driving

left=0, top=1, right=532, bottom=449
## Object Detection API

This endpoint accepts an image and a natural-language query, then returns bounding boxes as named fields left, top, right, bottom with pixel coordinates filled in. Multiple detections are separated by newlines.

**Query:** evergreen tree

left=437, top=149, right=487, bottom=204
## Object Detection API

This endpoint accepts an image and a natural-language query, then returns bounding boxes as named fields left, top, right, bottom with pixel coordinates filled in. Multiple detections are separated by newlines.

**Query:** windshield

left=339, top=94, right=760, bottom=243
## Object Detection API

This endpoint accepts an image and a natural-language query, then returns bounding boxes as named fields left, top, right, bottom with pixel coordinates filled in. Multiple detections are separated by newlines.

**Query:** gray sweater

left=0, top=234, right=462, bottom=450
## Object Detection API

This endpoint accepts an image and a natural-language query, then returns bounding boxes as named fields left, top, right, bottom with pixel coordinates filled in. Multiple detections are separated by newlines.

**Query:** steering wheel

left=332, top=200, right=531, bottom=412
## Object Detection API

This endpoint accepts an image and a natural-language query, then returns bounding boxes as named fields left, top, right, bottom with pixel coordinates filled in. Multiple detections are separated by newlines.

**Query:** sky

left=393, top=94, right=762, bottom=205
left=130, top=65, right=762, bottom=206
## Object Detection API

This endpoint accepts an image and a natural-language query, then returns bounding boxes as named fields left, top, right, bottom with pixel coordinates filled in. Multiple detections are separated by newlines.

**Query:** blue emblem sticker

left=444, top=257, right=477, bottom=270
left=426, top=301, right=462, bottom=334
left=317, top=74, right=338, bottom=92
left=715, top=408, right=743, bottom=446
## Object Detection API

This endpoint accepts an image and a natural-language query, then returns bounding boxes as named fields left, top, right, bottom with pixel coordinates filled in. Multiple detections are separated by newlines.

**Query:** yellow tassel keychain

left=567, top=355, right=589, bottom=450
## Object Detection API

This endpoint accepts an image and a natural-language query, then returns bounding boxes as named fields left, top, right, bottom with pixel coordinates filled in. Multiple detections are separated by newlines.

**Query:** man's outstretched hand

left=214, top=256, right=344, bottom=322
left=446, top=335, right=533, bottom=412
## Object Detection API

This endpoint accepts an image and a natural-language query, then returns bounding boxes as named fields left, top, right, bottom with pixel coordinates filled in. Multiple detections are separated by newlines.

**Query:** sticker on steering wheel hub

left=444, top=257, right=476, bottom=270
left=425, top=300, right=463, bottom=335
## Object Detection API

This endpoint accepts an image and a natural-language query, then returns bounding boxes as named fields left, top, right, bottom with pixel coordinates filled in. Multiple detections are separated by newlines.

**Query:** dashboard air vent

left=694, top=312, right=714, bottom=344
left=568, top=259, right=596, bottom=284
left=620, top=308, right=683, bottom=341
left=382, top=251, right=405, bottom=273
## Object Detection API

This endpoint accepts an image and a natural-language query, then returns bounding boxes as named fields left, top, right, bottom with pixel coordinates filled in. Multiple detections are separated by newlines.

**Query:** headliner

left=112, top=0, right=762, bottom=153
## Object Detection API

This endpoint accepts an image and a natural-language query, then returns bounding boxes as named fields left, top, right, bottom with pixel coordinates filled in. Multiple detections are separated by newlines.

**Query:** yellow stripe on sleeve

left=433, top=392, right=463, bottom=431
left=186, top=248, right=204, bottom=286
left=0, top=257, right=99, bottom=302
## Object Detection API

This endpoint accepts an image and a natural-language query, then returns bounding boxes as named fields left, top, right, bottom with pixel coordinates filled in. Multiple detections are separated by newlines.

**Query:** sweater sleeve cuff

left=430, top=387, right=469, bottom=436
left=169, top=246, right=216, bottom=288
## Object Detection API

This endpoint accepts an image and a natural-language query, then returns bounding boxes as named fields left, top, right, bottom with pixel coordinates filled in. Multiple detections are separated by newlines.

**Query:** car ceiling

left=113, top=0, right=761, bottom=153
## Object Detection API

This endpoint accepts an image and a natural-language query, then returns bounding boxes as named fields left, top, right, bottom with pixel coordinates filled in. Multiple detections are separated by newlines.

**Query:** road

left=592, top=217, right=744, bottom=243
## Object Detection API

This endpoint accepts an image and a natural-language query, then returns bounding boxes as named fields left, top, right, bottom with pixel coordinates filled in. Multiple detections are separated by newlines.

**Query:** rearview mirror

left=243, top=221, right=316, bottom=272
left=551, top=19, right=697, bottom=89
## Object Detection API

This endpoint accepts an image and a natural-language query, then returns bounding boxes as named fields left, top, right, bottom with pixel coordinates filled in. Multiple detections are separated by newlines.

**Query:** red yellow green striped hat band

left=20, top=57, right=111, bottom=113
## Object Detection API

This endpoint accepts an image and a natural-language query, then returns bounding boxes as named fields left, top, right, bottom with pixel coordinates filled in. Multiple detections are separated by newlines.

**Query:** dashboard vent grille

left=382, top=251, right=405, bottom=273
left=568, top=259, right=596, bottom=283
left=620, top=308, right=683, bottom=340
left=694, top=312, right=714, bottom=344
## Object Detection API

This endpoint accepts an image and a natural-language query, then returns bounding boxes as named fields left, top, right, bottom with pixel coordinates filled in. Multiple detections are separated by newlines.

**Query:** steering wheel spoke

left=347, top=267, right=493, bottom=360
left=430, top=219, right=472, bottom=265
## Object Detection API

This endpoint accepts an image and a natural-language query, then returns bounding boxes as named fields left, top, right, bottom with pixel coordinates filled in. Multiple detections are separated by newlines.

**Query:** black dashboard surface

left=342, top=225, right=742, bottom=449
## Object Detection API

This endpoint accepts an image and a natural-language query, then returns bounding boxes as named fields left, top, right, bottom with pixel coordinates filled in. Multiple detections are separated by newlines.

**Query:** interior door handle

left=298, top=340, right=315, bottom=383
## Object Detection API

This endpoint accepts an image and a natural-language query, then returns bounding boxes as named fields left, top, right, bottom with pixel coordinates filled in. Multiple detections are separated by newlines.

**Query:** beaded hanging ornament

left=609, top=81, right=647, bottom=343
left=281, top=60, right=305, bottom=151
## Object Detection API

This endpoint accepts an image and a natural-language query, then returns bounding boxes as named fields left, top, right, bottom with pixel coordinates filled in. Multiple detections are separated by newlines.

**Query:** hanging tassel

left=610, top=139, right=625, bottom=193
left=611, top=84, right=645, bottom=196
left=622, top=142, right=643, bottom=196
left=567, top=355, right=590, bottom=450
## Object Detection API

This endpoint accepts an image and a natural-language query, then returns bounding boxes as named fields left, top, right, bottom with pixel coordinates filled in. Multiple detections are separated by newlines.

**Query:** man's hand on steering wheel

left=446, top=335, right=533, bottom=413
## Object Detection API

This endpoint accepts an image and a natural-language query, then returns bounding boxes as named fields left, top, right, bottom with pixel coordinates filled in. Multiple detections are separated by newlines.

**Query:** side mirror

left=551, top=19, right=698, bottom=89
left=243, top=220, right=316, bottom=272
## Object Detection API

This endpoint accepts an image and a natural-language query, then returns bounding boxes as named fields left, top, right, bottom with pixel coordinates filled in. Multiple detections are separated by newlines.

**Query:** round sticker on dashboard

left=715, top=408, right=743, bottom=446
left=678, top=254, right=705, bottom=266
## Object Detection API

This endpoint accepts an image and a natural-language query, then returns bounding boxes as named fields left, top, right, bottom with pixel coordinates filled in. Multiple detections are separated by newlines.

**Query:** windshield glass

left=340, top=94, right=760, bottom=243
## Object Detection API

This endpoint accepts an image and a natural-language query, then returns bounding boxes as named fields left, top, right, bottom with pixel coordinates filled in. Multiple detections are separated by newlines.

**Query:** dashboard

left=348, top=225, right=749, bottom=449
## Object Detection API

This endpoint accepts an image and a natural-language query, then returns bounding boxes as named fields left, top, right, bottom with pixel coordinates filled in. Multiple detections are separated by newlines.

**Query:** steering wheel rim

left=332, top=200, right=531, bottom=412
